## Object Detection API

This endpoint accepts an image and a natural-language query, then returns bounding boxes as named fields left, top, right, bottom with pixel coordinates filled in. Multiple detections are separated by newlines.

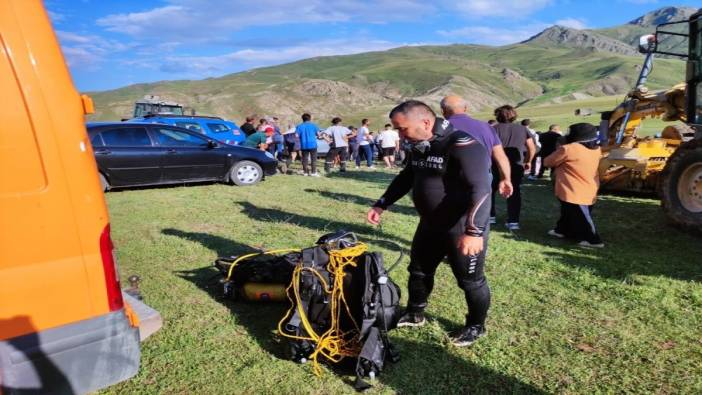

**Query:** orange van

left=0, top=1, right=155, bottom=393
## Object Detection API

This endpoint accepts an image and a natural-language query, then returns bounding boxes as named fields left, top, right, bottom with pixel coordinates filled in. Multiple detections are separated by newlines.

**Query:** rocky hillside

left=88, top=6, right=695, bottom=125
left=523, top=26, right=639, bottom=56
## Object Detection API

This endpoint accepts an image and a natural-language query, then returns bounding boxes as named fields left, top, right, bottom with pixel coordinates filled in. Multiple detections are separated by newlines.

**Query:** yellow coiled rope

left=277, top=243, right=368, bottom=376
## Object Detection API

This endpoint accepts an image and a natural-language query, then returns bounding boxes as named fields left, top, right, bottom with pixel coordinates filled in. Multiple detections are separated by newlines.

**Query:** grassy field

left=102, top=164, right=702, bottom=394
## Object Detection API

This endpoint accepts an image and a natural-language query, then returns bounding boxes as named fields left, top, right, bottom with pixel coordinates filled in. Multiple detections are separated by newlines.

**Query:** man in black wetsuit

left=366, top=100, right=492, bottom=347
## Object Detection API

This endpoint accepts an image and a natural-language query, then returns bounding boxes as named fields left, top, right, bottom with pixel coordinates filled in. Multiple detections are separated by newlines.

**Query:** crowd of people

left=237, top=96, right=603, bottom=250
left=240, top=113, right=403, bottom=176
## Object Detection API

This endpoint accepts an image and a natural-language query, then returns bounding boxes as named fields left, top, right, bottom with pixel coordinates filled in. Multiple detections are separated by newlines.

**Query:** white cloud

left=437, top=24, right=550, bottom=45
left=453, top=0, right=552, bottom=17
left=97, top=0, right=433, bottom=39
left=149, top=38, right=419, bottom=75
left=55, top=31, right=136, bottom=69
left=554, top=17, right=588, bottom=29
left=47, top=10, right=66, bottom=23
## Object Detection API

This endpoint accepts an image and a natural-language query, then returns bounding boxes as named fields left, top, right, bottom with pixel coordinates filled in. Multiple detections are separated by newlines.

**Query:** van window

left=0, top=40, right=46, bottom=194
left=207, top=123, right=230, bottom=133
left=174, top=122, right=203, bottom=133
left=100, top=127, right=152, bottom=147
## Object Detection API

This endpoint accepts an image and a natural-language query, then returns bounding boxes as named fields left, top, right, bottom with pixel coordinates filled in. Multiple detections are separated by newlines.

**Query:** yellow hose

left=277, top=243, right=368, bottom=376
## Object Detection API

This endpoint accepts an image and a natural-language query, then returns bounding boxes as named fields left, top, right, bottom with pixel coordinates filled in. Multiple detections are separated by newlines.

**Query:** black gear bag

left=279, top=230, right=401, bottom=391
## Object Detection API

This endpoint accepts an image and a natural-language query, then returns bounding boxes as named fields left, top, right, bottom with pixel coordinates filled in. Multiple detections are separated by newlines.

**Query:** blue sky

left=46, top=0, right=700, bottom=92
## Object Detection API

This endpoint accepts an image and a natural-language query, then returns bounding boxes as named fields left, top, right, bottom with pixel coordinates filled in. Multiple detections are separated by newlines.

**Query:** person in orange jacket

left=543, top=123, right=604, bottom=248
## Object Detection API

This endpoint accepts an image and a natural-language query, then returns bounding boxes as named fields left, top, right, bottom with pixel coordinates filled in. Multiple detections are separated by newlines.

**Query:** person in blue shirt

left=295, top=113, right=320, bottom=177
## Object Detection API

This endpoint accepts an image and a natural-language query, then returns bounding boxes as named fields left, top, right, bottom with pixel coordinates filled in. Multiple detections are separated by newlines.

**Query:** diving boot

left=448, top=324, right=486, bottom=347
left=397, top=311, right=426, bottom=328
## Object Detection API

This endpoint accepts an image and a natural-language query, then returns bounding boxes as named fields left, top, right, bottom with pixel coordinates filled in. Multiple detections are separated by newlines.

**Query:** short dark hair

left=301, top=113, right=311, bottom=122
left=362, top=118, right=369, bottom=125
left=384, top=123, right=392, bottom=128
left=246, top=116, right=255, bottom=122
left=389, top=100, right=436, bottom=120
left=331, top=117, right=342, bottom=125
left=521, top=119, right=531, bottom=126
left=494, top=105, right=517, bottom=123
left=259, top=118, right=267, bottom=124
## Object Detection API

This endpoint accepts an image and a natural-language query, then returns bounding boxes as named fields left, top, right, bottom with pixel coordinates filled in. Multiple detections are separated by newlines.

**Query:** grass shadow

left=235, top=201, right=411, bottom=246
left=304, top=188, right=416, bottom=216
left=323, top=169, right=398, bottom=186
left=164, top=229, right=290, bottom=358
left=381, top=335, right=546, bottom=394
left=503, top=183, right=702, bottom=282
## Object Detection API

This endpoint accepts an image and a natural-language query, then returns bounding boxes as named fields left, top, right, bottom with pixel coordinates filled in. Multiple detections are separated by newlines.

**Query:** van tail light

left=100, top=224, right=124, bottom=311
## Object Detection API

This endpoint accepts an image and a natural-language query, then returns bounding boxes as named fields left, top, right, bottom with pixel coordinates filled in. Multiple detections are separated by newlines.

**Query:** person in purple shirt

left=441, top=95, right=513, bottom=209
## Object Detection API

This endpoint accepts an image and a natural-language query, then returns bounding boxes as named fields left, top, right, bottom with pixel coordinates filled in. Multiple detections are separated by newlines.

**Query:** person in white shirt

left=321, top=117, right=354, bottom=172
left=355, top=118, right=374, bottom=168
left=378, top=123, right=400, bottom=168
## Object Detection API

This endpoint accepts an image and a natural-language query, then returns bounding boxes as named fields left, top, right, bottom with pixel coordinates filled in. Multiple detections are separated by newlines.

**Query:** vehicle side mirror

left=207, top=140, right=219, bottom=148
left=638, top=34, right=657, bottom=54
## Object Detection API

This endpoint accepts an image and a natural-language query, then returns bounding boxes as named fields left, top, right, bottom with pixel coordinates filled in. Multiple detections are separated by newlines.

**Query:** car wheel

left=230, top=160, right=263, bottom=186
left=99, top=173, right=110, bottom=192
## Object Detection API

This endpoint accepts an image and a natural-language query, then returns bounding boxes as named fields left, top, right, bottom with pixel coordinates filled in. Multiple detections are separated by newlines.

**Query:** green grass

left=101, top=165, right=702, bottom=394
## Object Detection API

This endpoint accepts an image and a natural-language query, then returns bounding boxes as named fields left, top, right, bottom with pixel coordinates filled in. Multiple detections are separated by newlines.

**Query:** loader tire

left=660, top=139, right=702, bottom=232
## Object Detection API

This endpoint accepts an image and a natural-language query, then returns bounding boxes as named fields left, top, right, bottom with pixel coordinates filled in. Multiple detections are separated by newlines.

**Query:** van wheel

left=230, top=161, right=262, bottom=186
left=99, top=173, right=110, bottom=192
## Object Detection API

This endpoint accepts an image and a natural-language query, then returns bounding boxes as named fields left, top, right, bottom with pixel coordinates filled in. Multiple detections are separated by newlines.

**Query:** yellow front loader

left=598, top=10, right=702, bottom=230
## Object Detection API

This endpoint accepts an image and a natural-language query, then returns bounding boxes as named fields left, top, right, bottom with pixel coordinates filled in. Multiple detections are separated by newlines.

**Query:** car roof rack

left=142, top=114, right=224, bottom=120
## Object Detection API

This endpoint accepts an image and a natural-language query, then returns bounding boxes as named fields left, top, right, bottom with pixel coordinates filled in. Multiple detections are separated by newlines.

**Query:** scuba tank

left=241, top=282, right=287, bottom=302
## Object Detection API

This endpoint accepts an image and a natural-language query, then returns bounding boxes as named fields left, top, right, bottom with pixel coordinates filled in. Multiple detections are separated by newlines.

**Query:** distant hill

left=88, top=6, right=697, bottom=124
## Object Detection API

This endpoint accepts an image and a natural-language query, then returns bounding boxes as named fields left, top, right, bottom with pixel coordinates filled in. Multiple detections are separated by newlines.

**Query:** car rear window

left=174, top=122, right=203, bottom=133
left=155, top=127, right=208, bottom=146
left=100, top=127, right=152, bottom=147
left=90, top=133, right=104, bottom=147
left=207, top=123, right=230, bottom=133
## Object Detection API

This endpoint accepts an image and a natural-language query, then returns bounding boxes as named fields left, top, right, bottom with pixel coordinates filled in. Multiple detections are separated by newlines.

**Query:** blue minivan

left=128, top=115, right=245, bottom=145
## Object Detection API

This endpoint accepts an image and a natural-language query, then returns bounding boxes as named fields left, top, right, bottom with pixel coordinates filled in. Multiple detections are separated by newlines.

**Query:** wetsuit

left=373, top=118, right=492, bottom=326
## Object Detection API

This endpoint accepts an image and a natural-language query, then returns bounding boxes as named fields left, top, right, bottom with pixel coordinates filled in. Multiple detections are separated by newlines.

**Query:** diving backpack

left=279, top=231, right=401, bottom=390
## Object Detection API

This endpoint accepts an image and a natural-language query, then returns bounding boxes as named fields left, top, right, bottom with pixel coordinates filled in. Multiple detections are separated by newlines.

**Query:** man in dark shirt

left=440, top=95, right=513, bottom=200
left=535, top=124, right=563, bottom=178
left=366, top=100, right=492, bottom=347
left=240, top=116, right=256, bottom=137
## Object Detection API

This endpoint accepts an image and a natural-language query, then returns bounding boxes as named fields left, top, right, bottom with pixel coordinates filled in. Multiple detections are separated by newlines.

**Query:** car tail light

left=100, top=224, right=124, bottom=311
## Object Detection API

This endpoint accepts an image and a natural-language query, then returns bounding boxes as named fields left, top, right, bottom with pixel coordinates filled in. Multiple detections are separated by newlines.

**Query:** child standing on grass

left=543, top=123, right=604, bottom=248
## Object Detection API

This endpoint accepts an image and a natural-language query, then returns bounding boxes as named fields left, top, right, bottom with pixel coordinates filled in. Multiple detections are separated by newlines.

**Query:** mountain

left=595, top=6, right=698, bottom=56
left=87, top=6, right=695, bottom=124
left=523, top=26, right=638, bottom=56
left=629, top=6, right=698, bottom=26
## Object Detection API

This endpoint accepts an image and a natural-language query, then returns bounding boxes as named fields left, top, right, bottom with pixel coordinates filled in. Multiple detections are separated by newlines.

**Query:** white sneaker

left=506, top=222, right=520, bottom=230
left=310, top=172, right=321, bottom=177
left=547, top=229, right=564, bottom=238
left=578, top=240, right=605, bottom=248
left=489, top=216, right=496, bottom=225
